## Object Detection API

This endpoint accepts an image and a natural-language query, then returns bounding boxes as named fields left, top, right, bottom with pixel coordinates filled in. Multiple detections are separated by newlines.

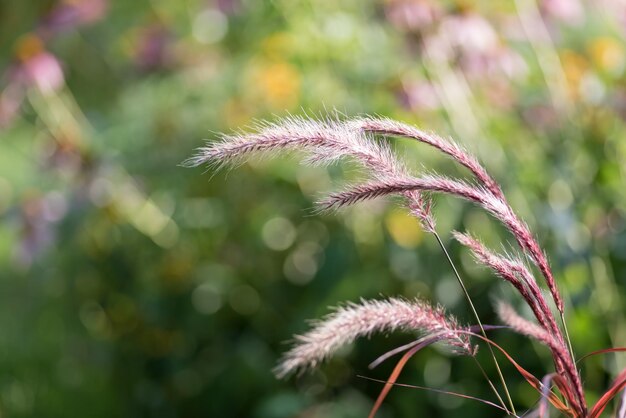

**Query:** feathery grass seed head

left=275, top=297, right=473, bottom=378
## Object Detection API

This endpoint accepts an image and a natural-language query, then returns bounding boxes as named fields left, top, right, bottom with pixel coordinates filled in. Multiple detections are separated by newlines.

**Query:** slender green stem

left=560, top=311, right=577, bottom=370
left=470, top=356, right=509, bottom=415
left=434, top=231, right=517, bottom=416
left=559, top=313, right=576, bottom=411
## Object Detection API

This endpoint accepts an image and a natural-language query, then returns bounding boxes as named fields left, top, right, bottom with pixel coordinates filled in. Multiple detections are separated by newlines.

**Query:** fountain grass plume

left=185, top=114, right=435, bottom=231
left=189, top=114, right=563, bottom=315
left=275, top=297, right=474, bottom=379
left=186, top=113, right=626, bottom=417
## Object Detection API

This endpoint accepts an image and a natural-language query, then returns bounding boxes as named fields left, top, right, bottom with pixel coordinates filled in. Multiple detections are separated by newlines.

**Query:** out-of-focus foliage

left=0, top=0, right=625, bottom=417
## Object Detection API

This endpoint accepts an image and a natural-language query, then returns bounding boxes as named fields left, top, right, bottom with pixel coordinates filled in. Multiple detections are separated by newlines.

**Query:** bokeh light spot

left=548, top=179, right=573, bottom=211
left=193, top=9, right=228, bottom=44
left=435, top=277, right=462, bottom=308
left=192, top=282, right=222, bottom=314
left=262, top=217, right=296, bottom=251
left=424, top=356, right=451, bottom=387
left=229, top=284, right=261, bottom=315
left=385, top=209, right=423, bottom=248
left=283, top=242, right=322, bottom=285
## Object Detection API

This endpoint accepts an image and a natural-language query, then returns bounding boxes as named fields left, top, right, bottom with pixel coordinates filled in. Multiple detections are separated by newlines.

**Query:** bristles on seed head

left=275, top=297, right=473, bottom=378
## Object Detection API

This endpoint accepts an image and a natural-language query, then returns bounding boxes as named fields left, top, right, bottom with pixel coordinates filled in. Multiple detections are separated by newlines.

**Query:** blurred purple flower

left=42, top=139, right=86, bottom=177
left=384, top=0, right=441, bottom=32
left=10, top=50, right=65, bottom=95
left=427, top=13, right=527, bottom=81
left=39, top=0, right=109, bottom=36
left=15, top=195, right=56, bottom=267
left=522, top=104, right=559, bottom=132
left=541, top=0, right=584, bottom=26
left=1, top=35, right=65, bottom=128
left=134, top=25, right=173, bottom=72
left=397, top=77, right=439, bottom=111
left=216, top=0, right=241, bottom=15
left=441, top=13, right=498, bottom=57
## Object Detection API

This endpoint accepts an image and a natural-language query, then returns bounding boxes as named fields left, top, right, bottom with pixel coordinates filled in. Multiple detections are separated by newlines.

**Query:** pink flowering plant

left=187, top=115, right=626, bottom=418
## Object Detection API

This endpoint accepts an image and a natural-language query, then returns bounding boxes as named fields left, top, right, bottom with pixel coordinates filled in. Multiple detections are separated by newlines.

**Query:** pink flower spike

left=186, top=115, right=436, bottom=231
left=275, top=297, right=472, bottom=378
left=498, top=302, right=586, bottom=416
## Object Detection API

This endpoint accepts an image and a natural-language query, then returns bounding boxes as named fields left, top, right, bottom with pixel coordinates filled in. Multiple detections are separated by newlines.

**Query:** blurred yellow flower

left=589, top=37, right=625, bottom=76
left=560, top=50, right=588, bottom=99
left=385, top=209, right=423, bottom=248
left=261, top=32, right=294, bottom=59
left=247, top=59, right=301, bottom=109
left=248, top=61, right=300, bottom=110
left=222, top=98, right=253, bottom=127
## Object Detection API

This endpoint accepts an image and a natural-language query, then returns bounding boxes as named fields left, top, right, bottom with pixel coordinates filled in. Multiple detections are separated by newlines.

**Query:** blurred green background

left=1, top=0, right=626, bottom=417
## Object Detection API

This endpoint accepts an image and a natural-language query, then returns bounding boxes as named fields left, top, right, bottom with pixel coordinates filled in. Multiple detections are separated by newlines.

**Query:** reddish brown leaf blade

left=461, top=331, right=572, bottom=415
left=579, top=347, right=626, bottom=363
left=590, top=368, right=626, bottom=418
left=552, top=375, right=577, bottom=413
left=369, top=339, right=422, bottom=370
left=359, top=375, right=509, bottom=413
left=369, top=324, right=506, bottom=369
left=368, top=343, right=423, bottom=418
left=367, top=332, right=465, bottom=418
